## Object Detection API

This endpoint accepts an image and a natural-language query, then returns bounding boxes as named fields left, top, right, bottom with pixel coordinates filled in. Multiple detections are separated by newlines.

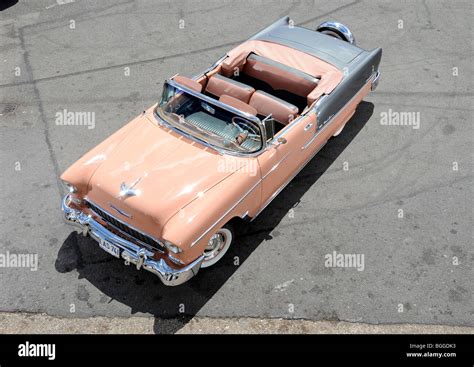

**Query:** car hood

left=85, top=114, right=247, bottom=238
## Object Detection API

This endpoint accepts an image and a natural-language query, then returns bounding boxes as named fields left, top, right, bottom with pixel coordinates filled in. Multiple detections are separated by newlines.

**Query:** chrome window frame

left=154, top=79, right=267, bottom=157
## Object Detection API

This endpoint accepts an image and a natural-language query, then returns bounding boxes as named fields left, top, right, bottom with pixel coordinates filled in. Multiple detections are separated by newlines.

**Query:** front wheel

left=333, top=124, right=345, bottom=137
left=201, top=224, right=234, bottom=268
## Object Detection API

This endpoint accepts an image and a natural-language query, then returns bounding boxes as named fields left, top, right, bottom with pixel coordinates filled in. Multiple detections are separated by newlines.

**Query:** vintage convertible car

left=61, top=17, right=382, bottom=286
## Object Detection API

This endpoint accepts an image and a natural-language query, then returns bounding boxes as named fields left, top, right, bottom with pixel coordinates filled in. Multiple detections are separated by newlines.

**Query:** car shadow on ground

left=55, top=101, right=374, bottom=334
left=0, top=0, right=18, bottom=12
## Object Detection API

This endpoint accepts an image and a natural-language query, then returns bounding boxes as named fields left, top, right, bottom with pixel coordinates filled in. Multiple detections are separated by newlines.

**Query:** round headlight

left=61, top=180, right=78, bottom=194
left=164, top=241, right=182, bottom=254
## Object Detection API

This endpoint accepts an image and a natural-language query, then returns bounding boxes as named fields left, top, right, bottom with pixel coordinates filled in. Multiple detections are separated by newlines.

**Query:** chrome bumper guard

left=61, top=195, right=204, bottom=286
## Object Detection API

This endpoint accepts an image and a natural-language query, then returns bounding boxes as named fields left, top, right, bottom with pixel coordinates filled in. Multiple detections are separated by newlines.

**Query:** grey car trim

left=315, top=47, right=382, bottom=129
left=251, top=16, right=364, bottom=70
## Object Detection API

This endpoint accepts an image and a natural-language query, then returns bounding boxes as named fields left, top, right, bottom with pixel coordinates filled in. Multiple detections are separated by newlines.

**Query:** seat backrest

left=173, top=75, right=203, bottom=93
left=243, top=54, right=319, bottom=97
left=205, top=74, right=255, bottom=103
left=249, top=91, right=298, bottom=125
left=219, top=95, right=257, bottom=116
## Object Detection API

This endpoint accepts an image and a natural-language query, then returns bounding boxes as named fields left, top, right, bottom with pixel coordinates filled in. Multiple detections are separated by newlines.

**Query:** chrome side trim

left=190, top=177, right=262, bottom=247
left=262, top=151, right=292, bottom=180
left=252, top=141, right=328, bottom=220
left=315, top=94, right=329, bottom=109
left=371, top=71, right=380, bottom=91
left=301, top=134, right=319, bottom=150
left=272, top=114, right=308, bottom=141
left=190, top=149, right=292, bottom=248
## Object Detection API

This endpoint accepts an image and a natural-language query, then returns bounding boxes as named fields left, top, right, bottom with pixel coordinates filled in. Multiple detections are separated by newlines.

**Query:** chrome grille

left=85, top=201, right=164, bottom=251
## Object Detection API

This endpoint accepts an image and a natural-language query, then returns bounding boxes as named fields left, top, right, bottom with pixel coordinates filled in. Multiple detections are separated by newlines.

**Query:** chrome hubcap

left=204, top=232, right=227, bottom=261
left=201, top=227, right=233, bottom=268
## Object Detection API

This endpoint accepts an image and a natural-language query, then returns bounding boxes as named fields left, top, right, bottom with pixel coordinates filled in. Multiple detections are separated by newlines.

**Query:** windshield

left=156, top=82, right=263, bottom=153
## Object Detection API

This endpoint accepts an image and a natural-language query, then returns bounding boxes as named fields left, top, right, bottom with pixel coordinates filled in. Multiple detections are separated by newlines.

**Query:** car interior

left=160, top=78, right=263, bottom=152
left=170, top=42, right=342, bottom=147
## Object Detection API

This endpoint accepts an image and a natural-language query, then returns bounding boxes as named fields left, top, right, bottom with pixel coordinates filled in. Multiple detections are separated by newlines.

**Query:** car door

left=299, top=111, right=330, bottom=163
left=256, top=113, right=317, bottom=210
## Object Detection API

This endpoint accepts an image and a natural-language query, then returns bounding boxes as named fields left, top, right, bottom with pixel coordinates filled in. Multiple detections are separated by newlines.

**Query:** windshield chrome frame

left=155, top=79, right=267, bottom=156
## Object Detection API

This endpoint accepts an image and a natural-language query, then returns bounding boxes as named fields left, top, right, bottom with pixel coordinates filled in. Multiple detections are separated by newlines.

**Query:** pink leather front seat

left=249, top=91, right=298, bottom=125
left=173, top=75, right=203, bottom=93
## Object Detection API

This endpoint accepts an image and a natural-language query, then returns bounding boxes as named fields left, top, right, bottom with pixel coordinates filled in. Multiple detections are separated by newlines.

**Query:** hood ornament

left=118, top=177, right=142, bottom=199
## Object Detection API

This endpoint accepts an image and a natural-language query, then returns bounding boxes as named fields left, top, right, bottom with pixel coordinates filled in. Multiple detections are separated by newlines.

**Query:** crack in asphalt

left=0, top=0, right=362, bottom=89
left=0, top=40, right=239, bottom=89
left=20, top=0, right=135, bottom=31
left=421, top=0, right=435, bottom=30
left=17, top=25, right=64, bottom=200
left=296, top=0, right=361, bottom=26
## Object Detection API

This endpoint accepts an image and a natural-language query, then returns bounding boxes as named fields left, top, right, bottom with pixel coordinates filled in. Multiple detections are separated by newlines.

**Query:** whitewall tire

left=333, top=124, right=345, bottom=137
left=201, top=225, right=234, bottom=268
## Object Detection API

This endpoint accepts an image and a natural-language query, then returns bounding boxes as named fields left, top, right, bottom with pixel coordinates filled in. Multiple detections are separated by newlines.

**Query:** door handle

left=272, top=137, right=287, bottom=148
left=304, top=123, right=313, bottom=131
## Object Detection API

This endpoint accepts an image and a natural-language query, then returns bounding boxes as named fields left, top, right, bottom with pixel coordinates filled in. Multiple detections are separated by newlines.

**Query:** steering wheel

left=231, top=116, right=260, bottom=136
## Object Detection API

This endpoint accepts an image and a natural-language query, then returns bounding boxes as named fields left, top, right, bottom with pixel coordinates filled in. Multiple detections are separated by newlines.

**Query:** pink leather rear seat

left=219, top=95, right=257, bottom=116
left=205, top=74, right=255, bottom=103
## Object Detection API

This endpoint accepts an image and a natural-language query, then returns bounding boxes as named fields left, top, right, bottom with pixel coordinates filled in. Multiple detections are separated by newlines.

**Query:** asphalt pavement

left=0, top=0, right=472, bottom=333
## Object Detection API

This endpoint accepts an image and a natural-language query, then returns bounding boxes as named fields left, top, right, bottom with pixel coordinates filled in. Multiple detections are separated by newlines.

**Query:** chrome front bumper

left=61, top=195, right=204, bottom=286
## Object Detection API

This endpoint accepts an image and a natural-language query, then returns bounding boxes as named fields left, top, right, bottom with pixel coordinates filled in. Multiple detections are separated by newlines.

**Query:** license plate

left=98, top=238, right=121, bottom=258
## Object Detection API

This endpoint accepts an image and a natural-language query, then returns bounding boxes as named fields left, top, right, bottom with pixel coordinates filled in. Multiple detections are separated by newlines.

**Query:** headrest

left=173, top=75, right=203, bottom=93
